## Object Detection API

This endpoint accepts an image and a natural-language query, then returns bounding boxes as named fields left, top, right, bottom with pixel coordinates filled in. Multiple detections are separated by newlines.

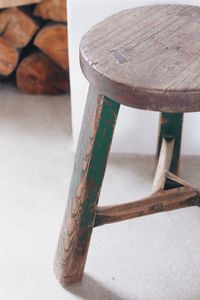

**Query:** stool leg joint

left=94, top=136, right=199, bottom=227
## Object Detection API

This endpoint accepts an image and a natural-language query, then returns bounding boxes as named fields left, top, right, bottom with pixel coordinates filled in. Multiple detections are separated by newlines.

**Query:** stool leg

left=54, top=85, right=120, bottom=286
left=156, top=112, right=183, bottom=174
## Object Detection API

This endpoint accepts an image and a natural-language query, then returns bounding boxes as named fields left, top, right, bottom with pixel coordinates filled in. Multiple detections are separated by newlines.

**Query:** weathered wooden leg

left=156, top=112, right=183, bottom=174
left=54, top=85, right=120, bottom=286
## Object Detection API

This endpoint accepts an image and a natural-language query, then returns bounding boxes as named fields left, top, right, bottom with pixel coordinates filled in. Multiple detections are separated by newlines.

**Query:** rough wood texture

left=0, top=38, right=19, bottom=76
left=34, top=23, right=68, bottom=70
left=152, top=137, right=175, bottom=193
left=34, top=0, right=67, bottom=22
left=16, top=52, right=69, bottom=94
left=54, top=4, right=200, bottom=286
left=95, top=183, right=199, bottom=227
left=95, top=130, right=198, bottom=227
left=80, top=5, right=200, bottom=112
left=54, top=86, right=120, bottom=285
left=157, top=113, right=183, bottom=174
left=0, top=0, right=41, bottom=9
left=0, top=7, right=39, bottom=49
left=95, top=128, right=192, bottom=227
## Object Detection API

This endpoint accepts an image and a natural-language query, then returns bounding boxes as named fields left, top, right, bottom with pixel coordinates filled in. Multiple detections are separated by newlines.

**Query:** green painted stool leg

left=156, top=112, right=184, bottom=174
left=54, top=85, right=120, bottom=286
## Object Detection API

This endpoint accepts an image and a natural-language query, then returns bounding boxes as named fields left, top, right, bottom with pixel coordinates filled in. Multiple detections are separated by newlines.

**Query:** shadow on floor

left=66, top=274, right=133, bottom=300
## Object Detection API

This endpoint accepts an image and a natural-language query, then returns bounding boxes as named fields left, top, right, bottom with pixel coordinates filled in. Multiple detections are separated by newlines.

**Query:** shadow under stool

left=54, top=4, right=200, bottom=286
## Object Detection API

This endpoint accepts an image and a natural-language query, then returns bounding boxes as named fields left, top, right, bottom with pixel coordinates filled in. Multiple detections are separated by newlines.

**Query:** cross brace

left=95, top=137, right=200, bottom=227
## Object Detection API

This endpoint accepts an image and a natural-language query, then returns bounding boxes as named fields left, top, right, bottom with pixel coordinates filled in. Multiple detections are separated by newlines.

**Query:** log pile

left=0, top=0, right=69, bottom=94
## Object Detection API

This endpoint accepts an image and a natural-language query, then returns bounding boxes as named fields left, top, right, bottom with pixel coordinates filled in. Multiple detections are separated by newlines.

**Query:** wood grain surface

left=54, top=86, right=120, bottom=285
left=80, top=5, right=200, bottom=112
left=95, top=183, right=199, bottom=227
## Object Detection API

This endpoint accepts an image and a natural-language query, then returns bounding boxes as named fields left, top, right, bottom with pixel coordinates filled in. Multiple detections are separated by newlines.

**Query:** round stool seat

left=80, top=5, right=200, bottom=112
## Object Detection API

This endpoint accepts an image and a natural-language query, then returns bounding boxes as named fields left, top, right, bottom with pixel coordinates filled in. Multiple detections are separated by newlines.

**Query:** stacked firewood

left=0, top=0, right=69, bottom=94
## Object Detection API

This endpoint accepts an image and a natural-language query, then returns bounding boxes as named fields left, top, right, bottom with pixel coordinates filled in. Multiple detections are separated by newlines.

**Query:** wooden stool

left=54, top=4, right=200, bottom=286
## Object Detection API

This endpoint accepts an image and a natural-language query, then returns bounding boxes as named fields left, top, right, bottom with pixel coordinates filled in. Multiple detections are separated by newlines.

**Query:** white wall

left=68, top=0, right=200, bottom=155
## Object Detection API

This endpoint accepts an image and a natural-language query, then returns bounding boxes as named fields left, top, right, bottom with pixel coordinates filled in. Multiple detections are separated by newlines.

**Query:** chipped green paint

left=157, top=112, right=183, bottom=174
left=54, top=84, right=120, bottom=284
left=79, top=96, right=120, bottom=238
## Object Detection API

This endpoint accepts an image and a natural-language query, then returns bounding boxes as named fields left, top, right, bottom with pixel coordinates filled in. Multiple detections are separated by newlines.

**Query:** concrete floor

left=0, top=84, right=200, bottom=300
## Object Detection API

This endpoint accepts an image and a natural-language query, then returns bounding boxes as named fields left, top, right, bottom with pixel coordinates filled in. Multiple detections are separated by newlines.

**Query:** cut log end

left=16, top=52, right=69, bottom=94
left=0, top=38, right=19, bottom=76
left=0, top=0, right=42, bottom=9
left=34, top=0, right=67, bottom=22
left=34, top=23, right=68, bottom=70
left=0, top=7, right=39, bottom=49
